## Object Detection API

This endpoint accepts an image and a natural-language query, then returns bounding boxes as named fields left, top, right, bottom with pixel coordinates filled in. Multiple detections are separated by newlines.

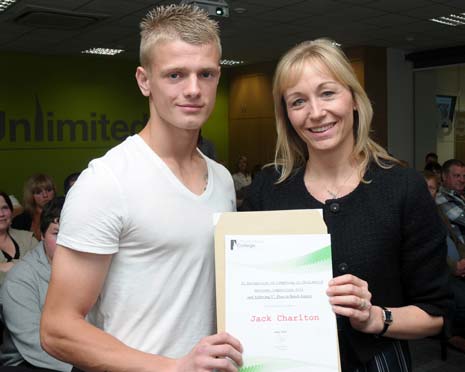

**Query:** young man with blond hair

left=41, top=5, right=242, bottom=372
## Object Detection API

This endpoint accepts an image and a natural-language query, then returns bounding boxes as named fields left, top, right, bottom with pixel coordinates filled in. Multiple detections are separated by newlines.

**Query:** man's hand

left=175, top=332, right=243, bottom=372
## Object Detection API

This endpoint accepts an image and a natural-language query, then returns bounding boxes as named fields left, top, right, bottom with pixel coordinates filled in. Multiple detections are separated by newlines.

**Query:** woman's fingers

left=327, top=274, right=372, bottom=316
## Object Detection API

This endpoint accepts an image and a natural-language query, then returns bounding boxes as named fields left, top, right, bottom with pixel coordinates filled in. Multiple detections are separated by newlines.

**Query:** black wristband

left=376, top=306, right=392, bottom=337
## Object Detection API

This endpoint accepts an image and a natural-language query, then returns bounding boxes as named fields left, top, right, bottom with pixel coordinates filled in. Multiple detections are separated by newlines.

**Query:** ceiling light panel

left=430, top=13, right=465, bottom=26
left=220, top=59, right=244, bottom=66
left=81, top=48, right=124, bottom=56
left=0, top=0, right=16, bottom=12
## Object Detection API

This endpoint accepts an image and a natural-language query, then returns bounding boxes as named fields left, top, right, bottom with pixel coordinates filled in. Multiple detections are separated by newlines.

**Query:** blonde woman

left=243, top=39, right=450, bottom=371
left=12, top=173, right=56, bottom=240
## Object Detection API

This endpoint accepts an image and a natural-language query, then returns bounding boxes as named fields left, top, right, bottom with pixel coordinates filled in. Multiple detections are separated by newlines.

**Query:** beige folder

left=214, top=209, right=327, bottom=331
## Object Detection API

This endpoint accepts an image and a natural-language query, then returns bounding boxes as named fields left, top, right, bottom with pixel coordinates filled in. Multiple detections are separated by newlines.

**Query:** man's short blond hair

left=139, top=4, right=221, bottom=68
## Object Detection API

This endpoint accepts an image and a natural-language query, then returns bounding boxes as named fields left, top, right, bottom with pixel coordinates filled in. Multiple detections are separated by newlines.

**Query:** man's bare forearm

left=41, top=315, right=175, bottom=372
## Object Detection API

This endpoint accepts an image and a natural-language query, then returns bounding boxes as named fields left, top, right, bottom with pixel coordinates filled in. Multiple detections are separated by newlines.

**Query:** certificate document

left=224, top=233, right=339, bottom=372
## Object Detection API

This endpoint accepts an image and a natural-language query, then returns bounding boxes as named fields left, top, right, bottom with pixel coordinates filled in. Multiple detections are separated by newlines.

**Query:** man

left=436, top=159, right=465, bottom=351
left=1, top=197, right=71, bottom=371
left=436, top=159, right=465, bottom=240
left=40, top=5, right=242, bottom=372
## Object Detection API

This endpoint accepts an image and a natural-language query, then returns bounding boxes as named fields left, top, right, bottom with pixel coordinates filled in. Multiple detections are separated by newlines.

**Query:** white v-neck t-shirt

left=58, top=134, right=236, bottom=358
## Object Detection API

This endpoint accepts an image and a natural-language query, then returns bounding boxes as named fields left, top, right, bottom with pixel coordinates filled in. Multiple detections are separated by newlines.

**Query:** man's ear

left=135, top=66, right=150, bottom=97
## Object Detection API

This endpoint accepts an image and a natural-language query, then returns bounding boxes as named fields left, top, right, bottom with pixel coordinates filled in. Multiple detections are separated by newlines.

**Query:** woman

left=0, top=191, right=38, bottom=283
left=424, top=161, right=442, bottom=185
left=232, top=156, right=252, bottom=192
left=243, top=39, right=450, bottom=371
left=232, top=155, right=252, bottom=208
left=424, top=170, right=440, bottom=199
left=12, top=174, right=56, bottom=241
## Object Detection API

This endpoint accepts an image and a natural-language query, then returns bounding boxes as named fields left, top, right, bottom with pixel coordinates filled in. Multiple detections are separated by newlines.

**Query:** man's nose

left=184, top=75, right=201, bottom=97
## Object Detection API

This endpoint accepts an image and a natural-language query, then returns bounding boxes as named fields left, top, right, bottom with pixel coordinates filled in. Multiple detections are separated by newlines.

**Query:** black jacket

left=243, top=163, right=451, bottom=371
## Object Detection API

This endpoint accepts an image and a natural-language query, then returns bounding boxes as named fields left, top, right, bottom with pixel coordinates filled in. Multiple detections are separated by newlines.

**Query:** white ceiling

left=1, top=0, right=465, bottom=64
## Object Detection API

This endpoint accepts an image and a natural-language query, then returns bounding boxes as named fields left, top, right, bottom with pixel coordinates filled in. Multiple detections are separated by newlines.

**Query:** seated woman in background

left=243, top=38, right=450, bottom=371
left=0, top=191, right=38, bottom=284
left=232, top=155, right=252, bottom=191
left=12, top=174, right=56, bottom=241
left=424, top=161, right=442, bottom=185
left=232, top=155, right=252, bottom=208
left=423, top=170, right=440, bottom=199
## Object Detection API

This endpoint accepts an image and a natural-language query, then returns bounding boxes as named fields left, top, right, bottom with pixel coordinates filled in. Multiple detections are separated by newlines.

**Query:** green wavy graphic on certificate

left=239, top=357, right=311, bottom=372
left=244, top=245, right=331, bottom=273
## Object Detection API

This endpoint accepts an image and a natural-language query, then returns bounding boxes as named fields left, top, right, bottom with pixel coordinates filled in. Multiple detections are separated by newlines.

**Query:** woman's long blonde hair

left=23, top=173, right=56, bottom=215
left=272, top=38, right=398, bottom=182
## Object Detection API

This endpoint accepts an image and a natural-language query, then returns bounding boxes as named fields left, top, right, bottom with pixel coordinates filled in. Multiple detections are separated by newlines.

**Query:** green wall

left=0, top=52, right=229, bottom=198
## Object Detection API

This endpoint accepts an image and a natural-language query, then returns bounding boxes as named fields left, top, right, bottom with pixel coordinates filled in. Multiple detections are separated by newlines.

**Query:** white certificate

left=224, top=233, right=339, bottom=372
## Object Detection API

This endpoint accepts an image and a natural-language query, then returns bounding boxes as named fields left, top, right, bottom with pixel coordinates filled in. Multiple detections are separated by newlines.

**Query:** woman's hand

left=326, top=274, right=383, bottom=334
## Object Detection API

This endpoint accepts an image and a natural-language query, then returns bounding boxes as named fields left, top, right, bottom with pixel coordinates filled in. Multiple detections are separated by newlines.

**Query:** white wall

left=414, top=69, right=440, bottom=169
left=387, top=49, right=414, bottom=166
left=413, top=64, right=465, bottom=168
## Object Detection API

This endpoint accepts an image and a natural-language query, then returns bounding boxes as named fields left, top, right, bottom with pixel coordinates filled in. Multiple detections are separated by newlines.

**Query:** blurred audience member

left=0, top=191, right=37, bottom=284
left=232, top=156, right=252, bottom=208
left=424, top=161, right=443, bottom=183
left=232, top=156, right=252, bottom=192
left=63, top=172, right=81, bottom=196
left=423, top=171, right=440, bottom=199
left=425, top=152, right=439, bottom=165
left=0, top=197, right=71, bottom=371
left=12, top=174, right=56, bottom=240
left=436, top=160, right=465, bottom=235
left=425, top=170, right=465, bottom=352
left=251, top=164, right=263, bottom=180
left=197, top=130, right=217, bottom=160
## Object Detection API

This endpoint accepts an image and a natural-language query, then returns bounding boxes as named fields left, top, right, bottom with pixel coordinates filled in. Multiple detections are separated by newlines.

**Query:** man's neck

left=139, top=119, right=200, bottom=164
left=138, top=117, right=208, bottom=195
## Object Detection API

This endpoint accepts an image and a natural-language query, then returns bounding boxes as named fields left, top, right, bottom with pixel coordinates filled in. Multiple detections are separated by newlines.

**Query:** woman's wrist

left=366, top=305, right=385, bottom=335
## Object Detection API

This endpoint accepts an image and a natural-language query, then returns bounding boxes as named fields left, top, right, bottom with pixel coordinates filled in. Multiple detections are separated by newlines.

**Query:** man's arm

left=41, top=246, right=242, bottom=372
left=438, top=196, right=465, bottom=228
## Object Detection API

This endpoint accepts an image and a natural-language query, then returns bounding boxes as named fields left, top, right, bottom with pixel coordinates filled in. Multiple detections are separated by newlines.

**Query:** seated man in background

left=0, top=197, right=71, bottom=372
left=436, top=159, right=465, bottom=237
left=445, top=231, right=465, bottom=351
left=425, top=170, right=465, bottom=351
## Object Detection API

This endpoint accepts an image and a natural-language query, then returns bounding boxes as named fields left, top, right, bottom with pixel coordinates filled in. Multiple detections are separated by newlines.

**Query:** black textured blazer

left=242, top=163, right=451, bottom=371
